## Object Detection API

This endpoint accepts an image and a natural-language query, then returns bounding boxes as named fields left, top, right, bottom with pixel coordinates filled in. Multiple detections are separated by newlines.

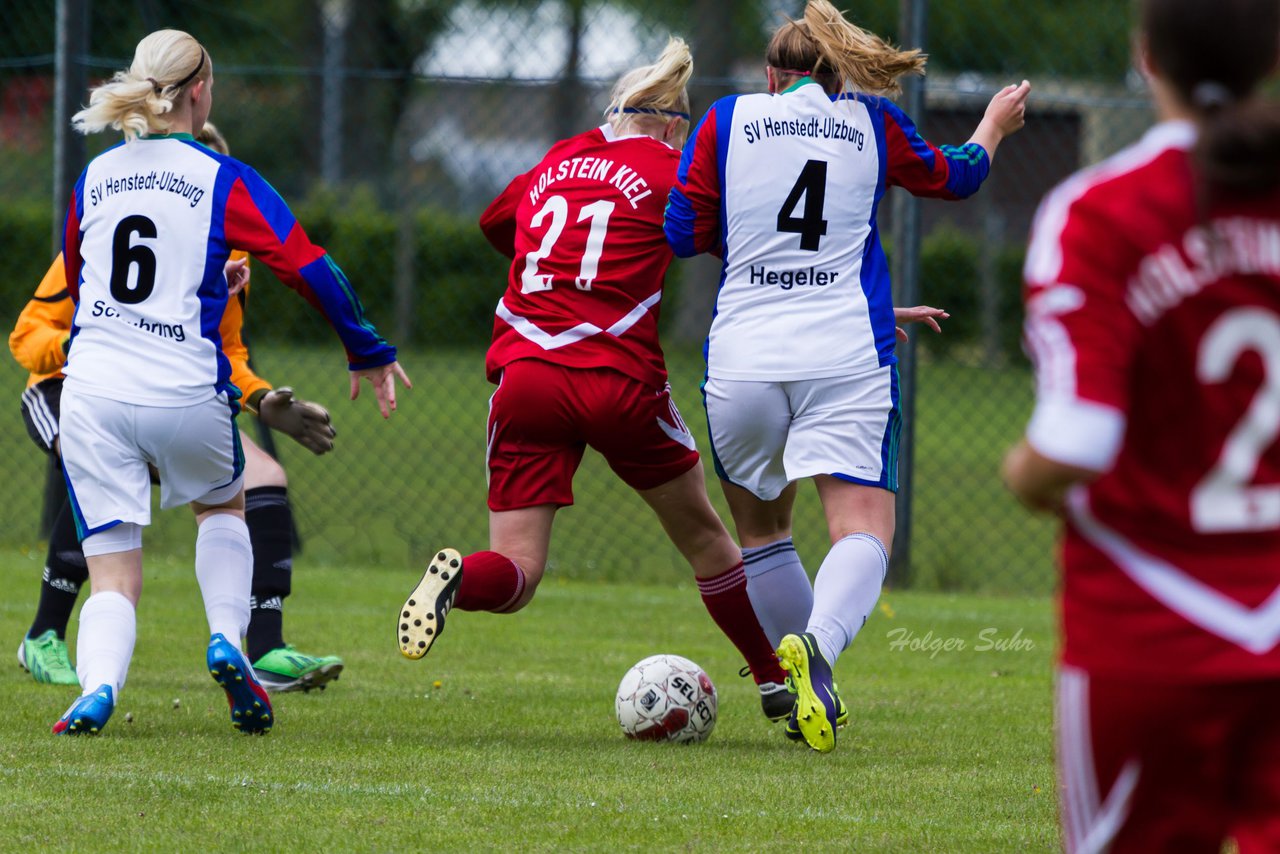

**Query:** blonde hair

left=197, top=120, right=229, bottom=156
left=605, top=37, right=693, bottom=137
left=767, top=0, right=926, bottom=97
left=72, top=29, right=211, bottom=141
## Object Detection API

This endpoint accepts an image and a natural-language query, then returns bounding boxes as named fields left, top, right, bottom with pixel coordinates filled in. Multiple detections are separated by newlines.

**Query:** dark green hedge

left=3, top=200, right=1028, bottom=360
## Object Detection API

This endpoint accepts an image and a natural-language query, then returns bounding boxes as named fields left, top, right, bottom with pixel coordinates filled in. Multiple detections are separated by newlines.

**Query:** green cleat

left=251, top=645, right=344, bottom=694
left=17, top=630, right=79, bottom=686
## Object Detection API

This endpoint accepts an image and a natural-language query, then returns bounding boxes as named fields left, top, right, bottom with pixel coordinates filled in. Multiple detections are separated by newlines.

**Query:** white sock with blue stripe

left=76, top=590, right=136, bottom=697
left=742, top=536, right=813, bottom=648
left=806, top=532, right=889, bottom=666
left=195, top=514, right=253, bottom=643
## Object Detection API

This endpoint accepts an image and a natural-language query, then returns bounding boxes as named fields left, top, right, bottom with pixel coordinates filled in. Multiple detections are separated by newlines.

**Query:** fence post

left=46, top=0, right=87, bottom=538
left=889, top=0, right=927, bottom=587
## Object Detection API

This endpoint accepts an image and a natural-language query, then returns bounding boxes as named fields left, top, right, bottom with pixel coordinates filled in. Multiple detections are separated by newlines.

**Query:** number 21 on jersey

left=522, top=195, right=615, bottom=293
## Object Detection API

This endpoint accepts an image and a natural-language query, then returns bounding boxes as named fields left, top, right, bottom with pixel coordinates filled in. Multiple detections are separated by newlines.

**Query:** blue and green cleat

left=251, top=646, right=344, bottom=694
left=208, top=634, right=274, bottom=734
left=777, top=633, right=843, bottom=752
left=18, top=630, right=79, bottom=686
left=52, top=684, right=114, bottom=735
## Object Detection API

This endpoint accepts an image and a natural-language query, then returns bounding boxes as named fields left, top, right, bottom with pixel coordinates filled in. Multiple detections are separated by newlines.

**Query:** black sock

left=244, top=486, right=292, bottom=662
left=28, top=500, right=88, bottom=640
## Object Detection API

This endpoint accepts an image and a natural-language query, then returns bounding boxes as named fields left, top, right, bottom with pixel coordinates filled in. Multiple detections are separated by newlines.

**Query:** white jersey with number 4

left=665, top=80, right=991, bottom=381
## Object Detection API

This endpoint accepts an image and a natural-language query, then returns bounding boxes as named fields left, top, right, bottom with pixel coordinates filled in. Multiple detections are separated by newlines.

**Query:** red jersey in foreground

left=479, top=125, right=679, bottom=388
left=1024, top=120, right=1280, bottom=681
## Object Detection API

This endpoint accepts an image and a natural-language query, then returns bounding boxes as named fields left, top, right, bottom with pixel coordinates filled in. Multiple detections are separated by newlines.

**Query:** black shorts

left=20, top=377, right=62, bottom=454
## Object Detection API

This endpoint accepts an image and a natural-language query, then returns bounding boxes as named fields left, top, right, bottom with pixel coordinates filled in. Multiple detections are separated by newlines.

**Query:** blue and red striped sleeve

left=219, top=163, right=395, bottom=371
left=664, top=97, right=733, bottom=258
left=62, top=170, right=87, bottom=303
left=479, top=170, right=530, bottom=259
left=880, top=99, right=990, bottom=200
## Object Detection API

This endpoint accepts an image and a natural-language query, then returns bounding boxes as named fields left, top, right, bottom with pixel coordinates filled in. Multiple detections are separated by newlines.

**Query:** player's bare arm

left=1001, top=439, right=1100, bottom=513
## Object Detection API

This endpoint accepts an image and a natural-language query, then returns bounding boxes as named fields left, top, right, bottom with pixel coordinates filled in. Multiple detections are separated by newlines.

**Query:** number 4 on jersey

left=777, top=160, right=829, bottom=252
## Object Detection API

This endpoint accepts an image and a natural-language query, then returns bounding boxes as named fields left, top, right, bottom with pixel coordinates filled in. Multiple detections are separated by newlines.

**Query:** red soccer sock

left=697, top=562, right=788, bottom=684
left=455, top=551, right=527, bottom=613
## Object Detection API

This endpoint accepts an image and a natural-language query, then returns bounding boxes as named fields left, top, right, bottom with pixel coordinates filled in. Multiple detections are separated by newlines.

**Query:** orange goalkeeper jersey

left=9, top=251, right=271, bottom=403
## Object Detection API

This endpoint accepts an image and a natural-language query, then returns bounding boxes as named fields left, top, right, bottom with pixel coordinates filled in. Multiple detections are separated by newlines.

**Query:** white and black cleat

left=398, top=548, right=463, bottom=660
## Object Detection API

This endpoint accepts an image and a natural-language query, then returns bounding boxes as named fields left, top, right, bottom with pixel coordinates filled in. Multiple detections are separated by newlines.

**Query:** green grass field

left=0, top=345, right=1057, bottom=594
left=1, top=549, right=1058, bottom=851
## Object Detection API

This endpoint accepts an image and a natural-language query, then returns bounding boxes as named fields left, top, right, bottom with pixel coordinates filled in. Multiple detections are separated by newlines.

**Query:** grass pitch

left=1, top=550, right=1058, bottom=851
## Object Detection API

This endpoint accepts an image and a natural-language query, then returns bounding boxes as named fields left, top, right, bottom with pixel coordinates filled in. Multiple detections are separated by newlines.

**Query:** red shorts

left=486, top=359, right=700, bottom=512
left=1057, top=666, right=1280, bottom=854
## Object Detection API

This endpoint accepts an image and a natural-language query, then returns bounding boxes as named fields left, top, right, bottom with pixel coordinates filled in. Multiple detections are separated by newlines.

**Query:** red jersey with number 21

left=479, top=125, right=679, bottom=388
left=1023, top=120, right=1280, bottom=682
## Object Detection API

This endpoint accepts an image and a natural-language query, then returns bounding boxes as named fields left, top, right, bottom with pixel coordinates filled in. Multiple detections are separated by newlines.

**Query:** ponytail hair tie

left=145, top=76, right=162, bottom=94
left=1191, top=81, right=1234, bottom=112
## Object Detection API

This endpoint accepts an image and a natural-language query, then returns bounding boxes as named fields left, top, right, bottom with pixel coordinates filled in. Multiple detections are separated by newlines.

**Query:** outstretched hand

left=258, top=387, right=336, bottom=455
left=350, top=361, right=412, bottom=419
left=224, top=256, right=250, bottom=296
left=894, top=305, right=949, bottom=342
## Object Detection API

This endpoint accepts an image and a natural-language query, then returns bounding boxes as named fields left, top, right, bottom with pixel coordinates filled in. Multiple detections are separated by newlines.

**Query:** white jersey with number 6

left=63, top=135, right=395, bottom=407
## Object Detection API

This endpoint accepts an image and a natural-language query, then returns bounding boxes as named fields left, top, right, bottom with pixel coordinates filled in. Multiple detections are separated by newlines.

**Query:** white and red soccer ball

left=615, top=654, right=717, bottom=743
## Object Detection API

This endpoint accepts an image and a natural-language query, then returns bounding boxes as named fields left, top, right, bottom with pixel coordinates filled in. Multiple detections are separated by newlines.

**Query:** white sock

left=76, top=591, right=136, bottom=698
left=807, top=532, right=889, bottom=666
left=742, top=537, right=813, bottom=648
left=195, top=514, right=253, bottom=643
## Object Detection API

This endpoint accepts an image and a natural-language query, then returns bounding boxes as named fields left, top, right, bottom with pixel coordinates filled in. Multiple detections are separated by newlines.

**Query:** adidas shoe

left=53, top=684, right=114, bottom=735
left=18, top=630, right=79, bottom=686
left=741, top=667, right=796, bottom=722
left=252, top=646, right=344, bottom=694
left=397, top=548, right=463, bottom=660
left=207, top=634, right=274, bottom=734
left=759, top=680, right=795, bottom=722
left=777, top=633, right=841, bottom=752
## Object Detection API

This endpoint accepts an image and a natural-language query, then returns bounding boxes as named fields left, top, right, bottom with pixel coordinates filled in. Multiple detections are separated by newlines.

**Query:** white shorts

left=60, top=387, right=244, bottom=537
left=703, top=365, right=901, bottom=501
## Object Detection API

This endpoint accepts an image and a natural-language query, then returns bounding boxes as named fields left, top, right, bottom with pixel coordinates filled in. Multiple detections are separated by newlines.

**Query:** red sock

left=697, top=562, right=787, bottom=684
left=455, top=551, right=526, bottom=613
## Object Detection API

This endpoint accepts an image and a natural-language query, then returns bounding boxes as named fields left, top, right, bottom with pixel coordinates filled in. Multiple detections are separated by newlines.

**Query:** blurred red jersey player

left=1004, top=0, right=1280, bottom=850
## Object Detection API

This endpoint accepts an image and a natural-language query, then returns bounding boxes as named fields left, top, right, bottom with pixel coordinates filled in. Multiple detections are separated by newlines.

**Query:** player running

left=1003, top=0, right=1280, bottom=848
left=12, top=126, right=344, bottom=695
left=664, top=0, right=1028, bottom=751
left=395, top=39, right=797, bottom=724
left=52, top=29, right=408, bottom=736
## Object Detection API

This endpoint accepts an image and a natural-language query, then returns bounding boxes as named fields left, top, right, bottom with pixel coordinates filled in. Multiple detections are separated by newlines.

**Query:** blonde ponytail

left=768, top=0, right=925, bottom=97
left=606, top=37, right=693, bottom=130
left=72, top=29, right=210, bottom=141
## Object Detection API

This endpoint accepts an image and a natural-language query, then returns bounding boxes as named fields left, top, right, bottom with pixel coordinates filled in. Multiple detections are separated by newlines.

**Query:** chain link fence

left=0, top=0, right=1149, bottom=593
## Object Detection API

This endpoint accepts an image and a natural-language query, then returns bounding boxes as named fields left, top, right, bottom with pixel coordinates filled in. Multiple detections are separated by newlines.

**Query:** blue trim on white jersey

left=862, top=102, right=897, bottom=367
left=197, top=146, right=240, bottom=400
left=703, top=95, right=739, bottom=376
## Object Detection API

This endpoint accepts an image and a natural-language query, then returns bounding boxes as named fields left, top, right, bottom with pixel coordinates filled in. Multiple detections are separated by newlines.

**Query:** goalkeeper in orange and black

left=10, top=122, right=345, bottom=694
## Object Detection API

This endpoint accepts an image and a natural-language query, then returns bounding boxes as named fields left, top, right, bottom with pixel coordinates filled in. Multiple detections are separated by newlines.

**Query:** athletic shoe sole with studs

left=53, top=684, right=115, bottom=735
left=207, top=634, right=274, bottom=734
left=398, top=548, right=464, bottom=660
left=777, top=633, right=839, bottom=753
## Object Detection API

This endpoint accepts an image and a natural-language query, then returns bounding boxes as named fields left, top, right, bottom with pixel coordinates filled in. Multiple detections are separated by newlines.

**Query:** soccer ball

left=615, top=654, right=717, bottom=743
